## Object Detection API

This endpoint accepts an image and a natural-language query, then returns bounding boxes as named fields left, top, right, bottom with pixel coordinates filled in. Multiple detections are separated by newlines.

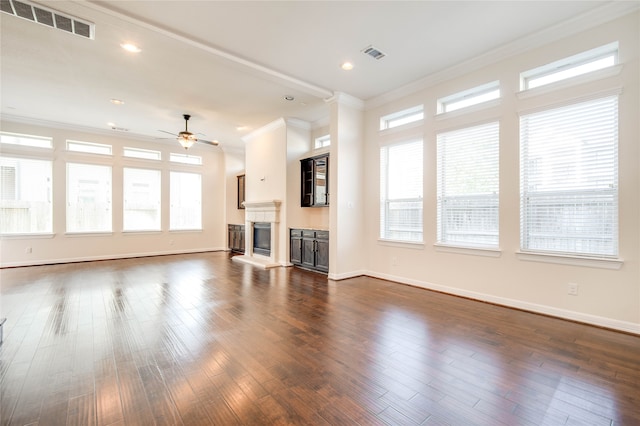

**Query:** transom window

left=0, top=132, right=52, bottom=148
left=437, top=81, right=500, bottom=114
left=67, top=140, right=112, bottom=155
left=170, top=153, right=202, bottom=165
left=380, top=105, right=424, bottom=130
left=521, top=42, right=618, bottom=90
left=124, top=147, right=161, bottom=160
left=315, top=134, right=330, bottom=149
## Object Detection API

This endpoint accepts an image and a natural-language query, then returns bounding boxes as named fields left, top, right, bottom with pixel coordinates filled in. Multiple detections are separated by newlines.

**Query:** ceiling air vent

left=362, top=45, right=386, bottom=60
left=0, top=0, right=94, bottom=39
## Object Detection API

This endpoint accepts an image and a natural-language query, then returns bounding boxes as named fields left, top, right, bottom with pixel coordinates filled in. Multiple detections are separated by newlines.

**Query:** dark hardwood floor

left=1, top=252, right=639, bottom=425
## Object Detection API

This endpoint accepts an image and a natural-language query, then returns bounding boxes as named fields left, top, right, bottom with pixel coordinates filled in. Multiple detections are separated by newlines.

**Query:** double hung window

left=437, top=122, right=499, bottom=248
left=520, top=95, right=618, bottom=257
left=380, top=140, right=423, bottom=242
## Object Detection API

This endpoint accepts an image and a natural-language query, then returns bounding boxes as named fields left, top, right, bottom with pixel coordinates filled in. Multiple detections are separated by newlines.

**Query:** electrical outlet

left=25, top=247, right=32, bottom=254
left=568, top=282, right=579, bottom=296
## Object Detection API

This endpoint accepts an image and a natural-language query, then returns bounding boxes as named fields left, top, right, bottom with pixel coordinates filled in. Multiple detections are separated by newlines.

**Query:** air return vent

left=1, top=0, right=94, bottom=39
left=362, top=45, right=386, bottom=60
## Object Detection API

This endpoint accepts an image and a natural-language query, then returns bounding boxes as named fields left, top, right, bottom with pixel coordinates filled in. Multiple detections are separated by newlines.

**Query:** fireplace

left=253, top=222, right=271, bottom=257
left=232, top=200, right=282, bottom=269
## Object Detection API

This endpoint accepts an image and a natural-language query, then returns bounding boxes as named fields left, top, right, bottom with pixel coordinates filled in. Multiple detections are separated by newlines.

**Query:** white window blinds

left=437, top=122, right=499, bottom=248
left=380, top=140, right=423, bottom=242
left=520, top=95, right=618, bottom=257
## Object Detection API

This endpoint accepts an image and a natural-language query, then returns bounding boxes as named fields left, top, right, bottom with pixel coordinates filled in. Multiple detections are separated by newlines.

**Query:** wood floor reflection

left=1, top=252, right=639, bottom=425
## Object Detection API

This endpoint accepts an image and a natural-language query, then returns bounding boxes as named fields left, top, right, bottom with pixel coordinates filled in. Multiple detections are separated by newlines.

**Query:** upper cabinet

left=301, top=154, right=329, bottom=207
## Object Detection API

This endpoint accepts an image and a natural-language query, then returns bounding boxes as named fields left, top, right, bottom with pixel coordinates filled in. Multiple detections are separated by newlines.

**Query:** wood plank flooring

left=1, top=252, right=639, bottom=425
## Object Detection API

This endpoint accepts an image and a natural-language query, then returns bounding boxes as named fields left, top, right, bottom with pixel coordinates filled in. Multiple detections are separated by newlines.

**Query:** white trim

left=324, top=92, right=365, bottom=110
left=0, top=233, right=55, bottom=239
left=366, top=270, right=640, bottom=335
left=434, top=244, right=501, bottom=258
left=516, top=251, right=623, bottom=270
left=328, top=270, right=367, bottom=281
left=365, top=2, right=639, bottom=110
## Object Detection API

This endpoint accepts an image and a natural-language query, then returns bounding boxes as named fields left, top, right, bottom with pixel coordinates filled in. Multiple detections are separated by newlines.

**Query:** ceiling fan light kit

left=159, top=114, right=219, bottom=149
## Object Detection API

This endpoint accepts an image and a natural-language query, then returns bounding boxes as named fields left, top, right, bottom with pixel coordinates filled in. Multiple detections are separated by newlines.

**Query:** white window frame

left=519, top=95, right=619, bottom=259
left=380, top=105, right=424, bottom=131
left=170, top=153, right=202, bottom=165
left=170, top=171, right=202, bottom=231
left=379, top=139, right=423, bottom=244
left=437, top=81, right=500, bottom=114
left=67, top=140, right=112, bottom=155
left=314, top=134, right=330, bottom=149
left=520, top=42, right=618, bottom=91
left=0, top=156, right=53, bottom=235
left=66, top=162, right=113, bottom=234
left=437, top=121, right=500, bottom=249
left=0, top=132, right=53, bottom=149
left=123, top=167, right=162, bottom=232
left=124, top=147, right=161, bottom=160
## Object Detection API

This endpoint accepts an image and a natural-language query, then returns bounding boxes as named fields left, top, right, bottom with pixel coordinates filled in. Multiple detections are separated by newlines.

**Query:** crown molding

left=325, top=92, right=365, bottom=110
left=366, top=2, right=640, bottom=110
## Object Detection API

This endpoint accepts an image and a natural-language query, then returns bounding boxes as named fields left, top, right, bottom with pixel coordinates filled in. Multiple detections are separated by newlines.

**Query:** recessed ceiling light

left=284, top=95, right=295, bottom=101
left=110, top=98, right=125, bottom=105
left=107, top=122, right=116, bottom=127
left=341, top=62, right=354, bottom=71
left=236, top=126, right=248, bottom=131
left=120, top=42, right=141, bottom=53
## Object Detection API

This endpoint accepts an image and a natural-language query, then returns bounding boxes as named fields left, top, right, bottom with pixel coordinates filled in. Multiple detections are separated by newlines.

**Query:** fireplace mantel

left=232, top=200, right=282, bottom=269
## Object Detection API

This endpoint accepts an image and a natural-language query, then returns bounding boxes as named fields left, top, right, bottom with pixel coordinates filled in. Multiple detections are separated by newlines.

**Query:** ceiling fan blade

left=197, top=138, right=219, bottom=146
left=158, top=130, right=178, bottom=136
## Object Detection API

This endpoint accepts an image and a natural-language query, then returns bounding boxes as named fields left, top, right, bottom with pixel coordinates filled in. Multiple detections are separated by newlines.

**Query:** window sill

left=516, top=251, right=623, bottom=270
left=0, top=232, right=54, bottom=239
left=378, top=239, right=424, bottom=249
left=123, top=230, right=162, bottom=235
left=65, top=232, right=113, bottom=237
left=434, top=243, right=501, bottom=257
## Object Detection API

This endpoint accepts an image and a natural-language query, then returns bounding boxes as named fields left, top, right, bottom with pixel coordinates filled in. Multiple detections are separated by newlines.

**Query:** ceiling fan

left=158, top=114, right=219, bottom=149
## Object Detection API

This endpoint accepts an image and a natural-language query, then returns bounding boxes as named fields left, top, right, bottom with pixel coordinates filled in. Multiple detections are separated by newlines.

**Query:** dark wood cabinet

left=228, top=224, right=245, bottom=253
left=301, top=154, right=329, bottom=207
left=290, top=228, right=329, bottom=273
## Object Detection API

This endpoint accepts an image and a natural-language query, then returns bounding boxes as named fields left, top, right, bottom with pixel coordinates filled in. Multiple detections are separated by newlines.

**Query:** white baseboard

left=0, top=247, right=226, bottom=268
left=366, top=270, right=640, bottom=335
left=328, top=270, right=367, bottom=281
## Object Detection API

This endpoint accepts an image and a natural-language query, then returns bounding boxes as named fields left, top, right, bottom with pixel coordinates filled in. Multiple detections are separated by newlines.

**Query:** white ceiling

left=0, top=1, right=635, bottom=150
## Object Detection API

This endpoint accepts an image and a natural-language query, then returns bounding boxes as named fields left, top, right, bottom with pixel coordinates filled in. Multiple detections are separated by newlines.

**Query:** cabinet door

left=315, top=237, right=329, bottom=272
left=301, top=236, right=316, bottom=268
left=290, top=230, right=303, bottom=265
left=314, top=156, right=328, bottom=206
left=238, top=226, right=245, bottom=252
left=301, top=159, right=314, bottom=207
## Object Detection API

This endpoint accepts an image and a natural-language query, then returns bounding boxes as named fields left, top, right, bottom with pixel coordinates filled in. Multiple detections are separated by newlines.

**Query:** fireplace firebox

left=253, top=222, right=271, bottom=257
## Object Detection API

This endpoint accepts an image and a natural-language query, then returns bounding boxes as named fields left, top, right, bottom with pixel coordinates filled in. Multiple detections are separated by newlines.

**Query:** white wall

left=362, top=12, right=640, bottom=333
left=224, top=147, right=246, bottom=229
left=0, top=120, right=227, bottom=267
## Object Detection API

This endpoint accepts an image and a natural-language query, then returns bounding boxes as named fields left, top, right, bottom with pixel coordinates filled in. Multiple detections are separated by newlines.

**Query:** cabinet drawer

left=302, top=230, right=316, bottom=238
left=315, top=230, right=329, bottom=240
left=290, top=229, right=303, bottom=237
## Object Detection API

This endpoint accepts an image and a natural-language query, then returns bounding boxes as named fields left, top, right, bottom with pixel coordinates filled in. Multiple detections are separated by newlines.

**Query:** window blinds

left=437, top=121, right=500, bottom=248
left=520, top=95, right=618, bottom=257
left=380, top=140, right=423, bottom=242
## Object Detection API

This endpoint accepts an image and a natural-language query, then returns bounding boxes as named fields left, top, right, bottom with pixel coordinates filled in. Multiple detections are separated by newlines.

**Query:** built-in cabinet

left=290, top=228, right=329, bottom=273
left=228, top=224, right=245, bottom=253
left=301, top=154, right=329, bottom=207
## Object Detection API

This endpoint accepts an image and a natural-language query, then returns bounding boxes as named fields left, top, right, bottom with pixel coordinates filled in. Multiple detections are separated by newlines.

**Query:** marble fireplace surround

left=232, top=200, right=281, bottom=269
